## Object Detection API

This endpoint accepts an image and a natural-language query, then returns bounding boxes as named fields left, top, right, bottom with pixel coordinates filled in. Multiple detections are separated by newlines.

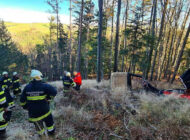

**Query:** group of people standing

left=0, top=69, right=82, bottom=139
left=62, top=71, right=82, bottom=93
left=0, top=71, right=21, bottom=138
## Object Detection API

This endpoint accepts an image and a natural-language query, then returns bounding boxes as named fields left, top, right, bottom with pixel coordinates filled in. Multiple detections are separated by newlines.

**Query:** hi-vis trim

left=29, top=111, right=51, bottom=122
left=37, top=128, right=45, bottom=135
left=47, top=125, right=55, bottom=132
left=13, top=79, right=20, bottom=83
left=64, top=82, right=71, bottom=85
left=14, top=88, right=20, bottom=91
left=2, top=85, right=7, bottom=89
left=0, top=97, right=6, bottom=103
left=0, top=91, right=4, bottom=95
left=27, top=95, right=47, bottom=101
left=0, top=98, right=6, bottom=105
left=0, top=123, right=8, bottom=130
left=20, top=102, right=26, bottom=106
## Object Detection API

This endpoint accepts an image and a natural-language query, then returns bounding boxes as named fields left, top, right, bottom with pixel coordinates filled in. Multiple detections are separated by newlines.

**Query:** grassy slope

left=6, top=22, right=50, bottom=53
left=7, top=80, right=190, bottom=140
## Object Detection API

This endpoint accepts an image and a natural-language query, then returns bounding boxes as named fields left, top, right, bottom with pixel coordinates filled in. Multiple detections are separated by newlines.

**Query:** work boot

left=48, top=129, right=55, bottom=139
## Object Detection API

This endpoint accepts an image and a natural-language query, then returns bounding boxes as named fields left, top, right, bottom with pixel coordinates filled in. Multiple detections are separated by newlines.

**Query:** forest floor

left=5, top=80, right=190, bottom=140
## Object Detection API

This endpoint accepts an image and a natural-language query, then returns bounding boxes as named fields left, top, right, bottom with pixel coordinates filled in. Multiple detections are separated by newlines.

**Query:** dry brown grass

left=6, top=79, right=190, bottom=140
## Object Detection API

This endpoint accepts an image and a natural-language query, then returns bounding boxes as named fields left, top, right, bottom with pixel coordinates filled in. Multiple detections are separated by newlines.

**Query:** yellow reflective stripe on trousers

left=9, top=102, right=14, bottom=106
left=2, top=85, right=7, bottom=89
left=0, top=91, right=4, bottom=95
left=29, top=111, right=51, bottom=122
left=0, top=98, right=6, bottom=105
left=0, top=97, right=6, bottom=103
left=14, top=88, right=20, bottom=91
left=0, top=123, right=8, bottom=130
left=47, top=125, right=54, bottom=132
left=13, top=79, right=20, bottom=83
left=20, top=102, right=26, bottom=106
left=27, top=95, right=47, bottom=101
left=37, top=128, right=45, bottom=135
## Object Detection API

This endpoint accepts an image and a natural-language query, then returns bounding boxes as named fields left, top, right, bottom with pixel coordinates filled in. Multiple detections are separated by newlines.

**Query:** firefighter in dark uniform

left=20, top=70, right=57, bottom=136
left=12, top=72, right=21, bottom=97
left=0, top=84, right=11, bottom=138
left=62, top=72, right=75, bottom=93
left=0, top=72, right=15, bottom=110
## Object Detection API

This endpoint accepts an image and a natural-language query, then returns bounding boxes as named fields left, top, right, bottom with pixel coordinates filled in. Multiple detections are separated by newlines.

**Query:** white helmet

left=66, top=72, right=71, bottom=77
left=2, top=71, right=8, bottom=75
left=13, top=72, right=17, bottom=76
left=30, top=69, right=43, bottom=80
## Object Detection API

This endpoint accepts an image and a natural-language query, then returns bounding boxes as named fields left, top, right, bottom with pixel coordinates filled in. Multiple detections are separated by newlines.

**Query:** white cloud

left=0, top=7, right=71, bottom=24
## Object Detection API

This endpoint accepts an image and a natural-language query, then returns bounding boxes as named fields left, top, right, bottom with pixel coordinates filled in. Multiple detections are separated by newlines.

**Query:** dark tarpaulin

left=180, top=68, right=190, bottom=89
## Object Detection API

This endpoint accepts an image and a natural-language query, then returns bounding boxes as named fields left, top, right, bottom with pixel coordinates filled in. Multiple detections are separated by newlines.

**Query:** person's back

left=0, top=85, right=9, bottom=138
left=12, top=73, right=21, bottom=96
left=21, top=80, right=56, bottom=119
left=20, top=70, right=57, bottom=136
left=0, top=72, right=14, bottom=109
left=62, top=72, right=75, bottom=93
left=0, top=76, right=12, bottom=92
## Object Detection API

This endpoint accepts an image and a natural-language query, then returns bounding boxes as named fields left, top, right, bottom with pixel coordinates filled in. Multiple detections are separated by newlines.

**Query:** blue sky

left=0, top=0, right=70, bottom=14
left=0, top=0, right=71, bottom=23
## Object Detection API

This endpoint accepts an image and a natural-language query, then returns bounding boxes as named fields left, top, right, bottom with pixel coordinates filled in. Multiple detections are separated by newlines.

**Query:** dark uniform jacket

left=0, top=86, right=9, bottom=131
left=20, top=80, right=57, bottom=122
left=62, top=76, right=75, bottom=91
left=0, top=77, right=14, bottom=107
left=12, top=76, right=21, bottom=92
left=0, top=77, right=12, bottom=92
left=0, top=86, right=8, bottom=112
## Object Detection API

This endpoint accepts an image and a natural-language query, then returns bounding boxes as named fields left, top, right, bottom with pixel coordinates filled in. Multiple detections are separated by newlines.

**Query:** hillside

left=5, top=22, right=49, bottom=54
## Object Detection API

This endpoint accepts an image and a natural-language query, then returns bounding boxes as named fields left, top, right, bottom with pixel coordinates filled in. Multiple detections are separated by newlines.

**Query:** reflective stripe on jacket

left=20, top=80, right=57, bottom=122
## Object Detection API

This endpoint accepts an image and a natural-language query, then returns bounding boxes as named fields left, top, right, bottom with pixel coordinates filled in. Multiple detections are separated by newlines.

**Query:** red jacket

left=73, top=73, right=82, bottom=85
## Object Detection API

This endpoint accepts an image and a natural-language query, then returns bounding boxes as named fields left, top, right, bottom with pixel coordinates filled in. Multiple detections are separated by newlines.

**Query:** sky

left=0, top=0, right=71, bottom=24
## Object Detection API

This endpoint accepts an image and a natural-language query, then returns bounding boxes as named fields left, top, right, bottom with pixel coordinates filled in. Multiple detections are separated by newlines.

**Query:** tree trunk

left=69, top=0, right=72, bottom=72
left=171, top=23, right=190, bottom=83
left=113, top=0, right=121, bottom=72
left=164, top=1, right=183, bottom=78
left=157, top=2, right=177, bottom=80
left=146, top=0, right=157, bottom=79
left=76, top=0, right=84, bottom=72
left=172, top=7, right=190, bottom=66
left=97, top=0, right=103, bottom=83
left=150, top=0, right=168, bottom=81
left=121, top=0, right=129, bottom=72
left=109, top=0, right=115, bottom=76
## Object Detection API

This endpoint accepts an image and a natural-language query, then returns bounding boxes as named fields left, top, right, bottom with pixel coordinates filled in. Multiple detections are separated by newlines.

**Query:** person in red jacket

left=73, top=71, right=82, bottom=91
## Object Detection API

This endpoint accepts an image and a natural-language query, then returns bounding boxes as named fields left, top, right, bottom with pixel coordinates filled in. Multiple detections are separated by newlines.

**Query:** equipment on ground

left=127, top=71, right=190, bottom=100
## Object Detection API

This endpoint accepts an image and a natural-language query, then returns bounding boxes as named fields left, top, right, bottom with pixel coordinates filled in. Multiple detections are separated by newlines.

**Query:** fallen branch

left=109, top=132, right=123, bottom=139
